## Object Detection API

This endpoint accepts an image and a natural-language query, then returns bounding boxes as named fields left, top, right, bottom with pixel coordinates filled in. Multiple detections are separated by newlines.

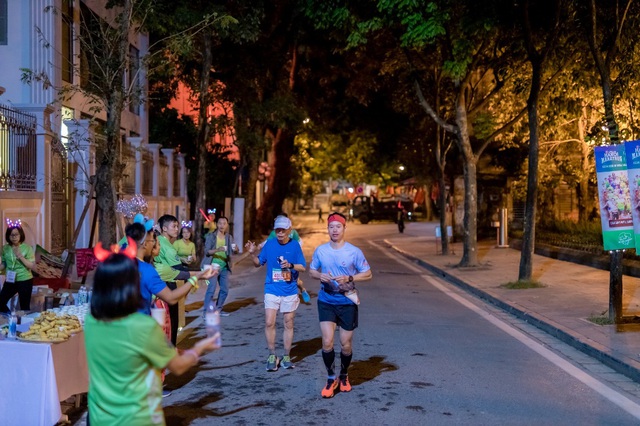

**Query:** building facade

left=0, top=0, right=188, bottom=254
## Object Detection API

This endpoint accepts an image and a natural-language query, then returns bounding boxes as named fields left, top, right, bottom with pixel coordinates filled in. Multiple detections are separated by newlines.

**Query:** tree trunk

left=244, top=155, right=260, bottom=240
left=518, top=54, right=542, bottom=281
left=256, top=128, right=295, bottom=233
left=193, top=34, right=213, bottom=258
left=460, top=157, right=479, bottom=266
left=454, top=91, right=478, bottom=266
left=96, top=162, right=117, bottom=245
left=577, top=104, right=591, bottom=222
left=438, top=173, right=449, bottom=255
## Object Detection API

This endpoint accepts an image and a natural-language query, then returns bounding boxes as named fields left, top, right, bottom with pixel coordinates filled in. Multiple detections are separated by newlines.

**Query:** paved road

left=156, top=222, right=640, bottom=425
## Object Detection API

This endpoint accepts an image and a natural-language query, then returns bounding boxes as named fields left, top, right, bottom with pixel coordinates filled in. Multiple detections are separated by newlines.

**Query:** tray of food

left=18, top=311, right=82, bottom=343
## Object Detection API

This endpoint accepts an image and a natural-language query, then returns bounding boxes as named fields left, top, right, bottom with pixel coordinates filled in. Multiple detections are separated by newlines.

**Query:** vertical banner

left=595, top=144, right=634, bottom=250
left=625, top=140, right=640, bottom=251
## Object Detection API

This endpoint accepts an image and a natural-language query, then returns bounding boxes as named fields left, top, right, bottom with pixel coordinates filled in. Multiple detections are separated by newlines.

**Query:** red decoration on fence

left=75, top=248, right=99, bottom=277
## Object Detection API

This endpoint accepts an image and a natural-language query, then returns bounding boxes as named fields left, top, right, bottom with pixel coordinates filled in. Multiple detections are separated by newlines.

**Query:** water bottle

left=8, top=310, right=17, bottom=339
left=78, top=287, right=85, bottom=305
left=278, top=256, right=292, bottom=281
left=205, top=302, right=221, bottom=346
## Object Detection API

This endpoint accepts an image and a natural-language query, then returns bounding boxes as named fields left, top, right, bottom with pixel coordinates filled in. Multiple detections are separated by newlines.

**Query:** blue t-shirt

left=137, top=259, right=168, bottom=315
left=258, top=238, right=306, bottom=297
left=310, top=242, right=370, bottom=305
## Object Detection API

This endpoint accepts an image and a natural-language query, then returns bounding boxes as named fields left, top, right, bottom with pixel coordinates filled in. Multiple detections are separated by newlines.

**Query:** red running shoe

left=321, top=379, right=339, bottom=398
left=339, top=375, right=352, bottom=392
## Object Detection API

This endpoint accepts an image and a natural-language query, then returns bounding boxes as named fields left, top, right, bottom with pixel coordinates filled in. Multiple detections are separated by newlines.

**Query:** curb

left=384, top=239, right=640, bottom=384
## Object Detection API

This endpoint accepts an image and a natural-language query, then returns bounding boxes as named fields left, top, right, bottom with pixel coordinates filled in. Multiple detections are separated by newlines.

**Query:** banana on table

left=19, top=312, right=82, bottom=342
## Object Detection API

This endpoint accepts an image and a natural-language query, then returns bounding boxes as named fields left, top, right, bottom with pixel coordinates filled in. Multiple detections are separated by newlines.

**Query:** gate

left=50, top=138, right=69, bottom=254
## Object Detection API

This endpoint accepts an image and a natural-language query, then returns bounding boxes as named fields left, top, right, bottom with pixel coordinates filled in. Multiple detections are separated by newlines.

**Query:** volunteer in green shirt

left=173, top=222, right=196, bottom=267
left=154, top=214, right=184, bottom=345
left=85, top=251, right=219, bottom=426
left=0, top=222, right=36, bottom=313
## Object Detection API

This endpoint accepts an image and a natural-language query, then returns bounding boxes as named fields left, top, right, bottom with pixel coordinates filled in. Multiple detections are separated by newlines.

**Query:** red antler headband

left=6, top=218, right=21, bottom=228
left=93, top=237, right=137, bottom=262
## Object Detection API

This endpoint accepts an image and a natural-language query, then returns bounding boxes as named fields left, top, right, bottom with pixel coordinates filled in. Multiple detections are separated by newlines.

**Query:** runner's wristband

left=188, top=276, right=198, bottom=287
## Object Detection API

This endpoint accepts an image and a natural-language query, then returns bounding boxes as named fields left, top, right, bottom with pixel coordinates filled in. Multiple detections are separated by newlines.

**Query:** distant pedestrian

left=245, top=215, right=306, bottom=371
left=309, top=212, right=372, bottom=398
left=318, top=207, right=323, bottom=223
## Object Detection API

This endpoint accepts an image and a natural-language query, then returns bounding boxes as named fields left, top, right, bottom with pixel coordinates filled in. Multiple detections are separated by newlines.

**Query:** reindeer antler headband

left=93, top=237, right=137, bottom=262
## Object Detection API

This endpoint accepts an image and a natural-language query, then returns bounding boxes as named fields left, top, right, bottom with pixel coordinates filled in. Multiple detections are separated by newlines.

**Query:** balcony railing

left=0, top=104, right=37, bottom=191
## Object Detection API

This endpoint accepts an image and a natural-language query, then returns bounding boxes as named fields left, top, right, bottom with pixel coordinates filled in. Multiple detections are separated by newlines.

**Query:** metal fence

left=121, top=143, right=136, bottom=194
left=173, top=156, right=181, bottom=196
left=158, top=152, right=168, bottom=197
left=142, top=149, right=154, bottom=196
left=0, top=104, right=37, bottom=191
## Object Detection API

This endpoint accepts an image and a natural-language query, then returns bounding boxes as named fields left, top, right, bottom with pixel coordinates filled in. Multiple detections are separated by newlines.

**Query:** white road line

left=375, top=243, right=640, bottom=419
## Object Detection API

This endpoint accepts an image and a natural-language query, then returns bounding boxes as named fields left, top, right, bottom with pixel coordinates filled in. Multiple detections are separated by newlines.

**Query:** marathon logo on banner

left=595, top=144, right=635, bottom=250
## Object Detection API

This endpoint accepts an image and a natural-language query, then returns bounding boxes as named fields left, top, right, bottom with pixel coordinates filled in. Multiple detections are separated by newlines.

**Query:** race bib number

left=272, top=268, right=284, bottom=282
left=6, top=270, right=16, bottom=283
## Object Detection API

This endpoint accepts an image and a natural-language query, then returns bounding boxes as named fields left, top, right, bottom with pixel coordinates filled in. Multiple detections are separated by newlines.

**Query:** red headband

left=327, top=214, right=346, bottom=226
left=94, top=237, right=137, bottom=262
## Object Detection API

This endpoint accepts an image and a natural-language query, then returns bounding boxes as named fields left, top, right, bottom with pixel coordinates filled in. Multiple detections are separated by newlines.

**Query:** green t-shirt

left=154, top=262, right=181, bottom=282
left=154, top=235, right=181, bottom=268
left=1, top=243, right=35, bottom=281
left=212, top=234, right=228, bottom=268
left=173, top=239, right=196, bottom=259
left=85, top=313, right=176, bottom=426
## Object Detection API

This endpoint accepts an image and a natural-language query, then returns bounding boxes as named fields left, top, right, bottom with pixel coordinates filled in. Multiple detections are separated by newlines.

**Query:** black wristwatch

left=348, top=275, right=354, bottom=283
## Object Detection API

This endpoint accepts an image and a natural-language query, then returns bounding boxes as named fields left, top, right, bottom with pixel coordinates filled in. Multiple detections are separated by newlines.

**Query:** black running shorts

left=318, top=300, right=358, bottom=331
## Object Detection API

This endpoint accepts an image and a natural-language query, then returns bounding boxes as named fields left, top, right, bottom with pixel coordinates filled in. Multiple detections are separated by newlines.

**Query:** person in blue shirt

left=309, top=212, right=372, bottom=398
left=124, top=223, right=215, bottom=315
left=245, top=216, right=306, bottom=371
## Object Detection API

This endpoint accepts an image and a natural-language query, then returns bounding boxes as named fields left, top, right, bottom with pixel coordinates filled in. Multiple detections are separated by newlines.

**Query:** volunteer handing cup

left=151, top=307, right=165, bottom=326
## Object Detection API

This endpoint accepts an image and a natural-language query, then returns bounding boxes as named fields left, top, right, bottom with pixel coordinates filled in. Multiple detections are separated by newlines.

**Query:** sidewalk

left=384, top=222, right=640, bottom=383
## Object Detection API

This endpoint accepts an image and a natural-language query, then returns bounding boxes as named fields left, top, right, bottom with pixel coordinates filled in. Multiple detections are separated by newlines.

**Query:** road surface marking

left=377, top=245, right=640, bottom=419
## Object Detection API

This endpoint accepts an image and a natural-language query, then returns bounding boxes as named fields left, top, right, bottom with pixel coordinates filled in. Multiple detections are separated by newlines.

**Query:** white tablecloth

left=0, top=332, right=89, bottom=426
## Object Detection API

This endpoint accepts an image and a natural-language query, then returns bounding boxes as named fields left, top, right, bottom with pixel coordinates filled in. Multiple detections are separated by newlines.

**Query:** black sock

left=322, top=349, right=335, bottom=377
left=340, top=351, right=352, bottom=377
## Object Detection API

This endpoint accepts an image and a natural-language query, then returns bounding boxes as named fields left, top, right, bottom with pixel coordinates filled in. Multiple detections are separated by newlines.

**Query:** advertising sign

left=595, top=144, right=634, bottom=250
left=624, top=140, right=640, bottom=251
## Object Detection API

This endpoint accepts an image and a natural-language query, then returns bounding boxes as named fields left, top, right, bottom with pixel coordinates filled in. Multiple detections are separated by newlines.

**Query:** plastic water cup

left=212, top=263, right=221, bottom=271
left=231, top=243, right=237, bottom=251
left=150, top=308, right=164, bottom=326
left=345, top=289, right=360, bottom=305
